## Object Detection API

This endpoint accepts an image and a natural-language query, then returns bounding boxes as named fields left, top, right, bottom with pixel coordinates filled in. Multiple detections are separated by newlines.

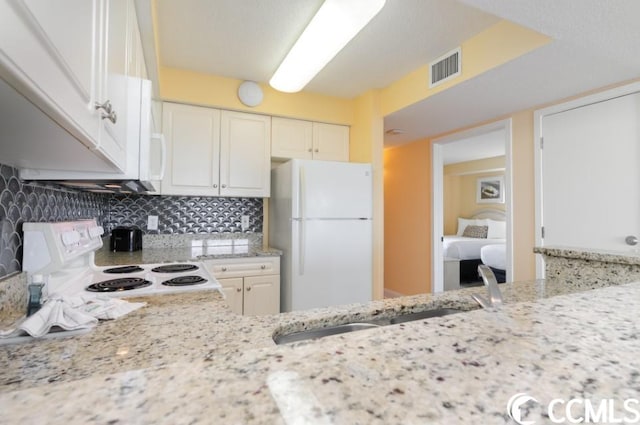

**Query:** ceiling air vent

left=429, top=47, right=461, bottom=88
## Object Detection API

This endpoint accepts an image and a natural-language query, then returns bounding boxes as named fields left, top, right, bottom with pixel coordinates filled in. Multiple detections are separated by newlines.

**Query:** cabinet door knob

left=314, top=149, right=319, bottom=153
left=221, top=184, right=227, bottom=188
left=95, top=100, right=117, bottom=124
left=100, top=110, right=117, bottom=124
left=94, top=100, right=113, bottom=114
left=260, top=265, right=266, bottom=270
left=308, top=148, right=313, bottom=153
left=213, top=184, right=218, bottom=188
left=246, top=287, right=252, bottom=292
left=221, top=267, right=227, bottom=271
left=236, top=288, right=241, bottom=292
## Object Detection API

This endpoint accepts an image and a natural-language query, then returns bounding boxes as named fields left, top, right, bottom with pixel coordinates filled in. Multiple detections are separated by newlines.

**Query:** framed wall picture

left=477, top=176, right=505, bottom=204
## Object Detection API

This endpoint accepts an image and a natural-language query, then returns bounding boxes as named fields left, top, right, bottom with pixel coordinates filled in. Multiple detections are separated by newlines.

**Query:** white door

left=290, top=219, right=372, bottom=311
left=312, top=123, right=349, bottom=162
left=162, top=102, right=221, bottom=196
left=541, top=91, right=640, bottom=250
left=294, top=160, right=372, bottom=219
left=219, top=111, right=271, bottom=197
left=97, top=0, right=129, bottom=170
left=218, top=277, right=243, bottom=315
left=0, top=0, right=101, bottom=149
left=244, top=275, right=280, bottom=316
left=271, top=117, right=313, bottom=160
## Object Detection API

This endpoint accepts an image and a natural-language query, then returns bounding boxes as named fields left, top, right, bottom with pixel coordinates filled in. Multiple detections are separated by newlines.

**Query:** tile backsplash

left=0, top=163, right=264, bottom=279
left=108, top=195, right=263, bottom=234
left=0, top=164, right=108, bottom=277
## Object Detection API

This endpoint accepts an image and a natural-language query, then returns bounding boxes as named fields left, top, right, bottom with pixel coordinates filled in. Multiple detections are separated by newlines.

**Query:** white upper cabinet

left=220, top=111, right=271, bottom=197
left=162, top=102, right=221, bottom=196
left=126, top=0, right=147, bottom=80
left=312, top=122, right=349, bottom=162
left=271, top=117, right=314, bottom=159
left=99, top=0, right=129, bottom=168
left=0, top=0, right=135, bottom=173
left=271, top=117, right=349, bottom=162
left=162, top=103, right=271, bottom=197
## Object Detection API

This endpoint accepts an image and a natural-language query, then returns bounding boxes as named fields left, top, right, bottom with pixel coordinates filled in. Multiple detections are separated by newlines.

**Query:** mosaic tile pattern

left=0, top=164, right=108, bottom=278
left=0, top=163, right=265, bottom=279
left=108, top=195, right=263, bottom=234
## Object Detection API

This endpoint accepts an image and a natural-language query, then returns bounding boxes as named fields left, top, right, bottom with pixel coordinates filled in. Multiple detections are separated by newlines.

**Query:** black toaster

left=110, top=227, right=143, bottom=251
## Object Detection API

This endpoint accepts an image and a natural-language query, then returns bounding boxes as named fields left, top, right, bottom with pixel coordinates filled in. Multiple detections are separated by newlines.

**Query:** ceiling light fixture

left=385, top=129, right=406, bottom=135
left=269, top=0, right=386, bottom=93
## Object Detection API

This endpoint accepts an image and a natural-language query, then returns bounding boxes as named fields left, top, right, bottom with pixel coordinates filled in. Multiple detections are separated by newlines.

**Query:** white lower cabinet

left=206, top=257, right=280, bottom=316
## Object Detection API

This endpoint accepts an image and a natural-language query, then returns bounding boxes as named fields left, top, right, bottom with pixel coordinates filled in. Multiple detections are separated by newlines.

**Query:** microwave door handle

left=150, top=133, right=167, bottom=181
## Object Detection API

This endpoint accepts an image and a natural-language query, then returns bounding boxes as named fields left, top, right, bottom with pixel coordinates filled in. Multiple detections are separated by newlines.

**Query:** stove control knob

left=61, top=231, right=81, bottom=247
left=89, top=226, right=104, bottom=239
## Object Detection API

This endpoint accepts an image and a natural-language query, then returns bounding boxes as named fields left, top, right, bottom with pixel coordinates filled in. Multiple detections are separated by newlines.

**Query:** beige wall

left=383, top=139, right=431, bottom=295
left=350, top=90, right=385, bottom=299
left=159, top=66, right=355, bottom=125
left=443, top=156, right=506, bottom=235
left=510, top=111, right=536, bottom=281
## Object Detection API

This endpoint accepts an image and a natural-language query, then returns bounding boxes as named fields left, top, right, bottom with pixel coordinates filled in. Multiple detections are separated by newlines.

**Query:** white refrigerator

left=270, top=159, right=373, bottom=312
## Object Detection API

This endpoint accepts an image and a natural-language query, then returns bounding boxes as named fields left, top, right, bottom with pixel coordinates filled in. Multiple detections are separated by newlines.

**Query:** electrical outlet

left=241, top=215, right=250, bottom=231
left=147, top=215, right=159, bottom=231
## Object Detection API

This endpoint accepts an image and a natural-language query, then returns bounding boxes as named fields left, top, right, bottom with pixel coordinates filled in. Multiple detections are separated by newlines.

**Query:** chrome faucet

left=472, top=265, right=503, bottom=309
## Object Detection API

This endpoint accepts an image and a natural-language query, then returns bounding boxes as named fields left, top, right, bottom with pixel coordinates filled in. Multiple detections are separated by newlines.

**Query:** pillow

left=456, top=217, right=489, bottom=236
left=456, top=218, right=475, bottom=236
left=462, top=225, right=488, bottom=238
left=487, top=219, right=506, bottom=239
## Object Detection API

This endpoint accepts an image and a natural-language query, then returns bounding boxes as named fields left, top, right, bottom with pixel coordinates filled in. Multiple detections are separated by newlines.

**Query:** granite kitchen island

left=1, top=270, right=639, bottom=424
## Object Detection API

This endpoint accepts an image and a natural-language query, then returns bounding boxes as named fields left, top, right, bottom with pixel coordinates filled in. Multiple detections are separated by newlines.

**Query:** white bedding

left=442, top=236, right=506, bottom=261
left=480, top=244, right=507, bottom=270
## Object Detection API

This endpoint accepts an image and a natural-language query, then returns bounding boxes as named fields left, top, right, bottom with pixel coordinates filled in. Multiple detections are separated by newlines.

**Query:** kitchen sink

left=273, top=307, right=464, bottom=345
left=273, top=323, right=381, bottom=345
left=387, top=308, right=462, bottom=324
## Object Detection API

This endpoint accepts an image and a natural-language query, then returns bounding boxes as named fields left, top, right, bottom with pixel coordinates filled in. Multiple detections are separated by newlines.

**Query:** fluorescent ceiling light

left=269, top=0, right=386, bottom=93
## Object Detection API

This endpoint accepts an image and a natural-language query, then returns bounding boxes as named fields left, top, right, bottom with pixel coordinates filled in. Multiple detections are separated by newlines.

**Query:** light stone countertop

left=94, top=233, right=282, bottom=266
left=2, top=272, right=639, bottom=424
left=93, top=244, right=282, bottom=266
left=535, top=245, right=640, bottom=265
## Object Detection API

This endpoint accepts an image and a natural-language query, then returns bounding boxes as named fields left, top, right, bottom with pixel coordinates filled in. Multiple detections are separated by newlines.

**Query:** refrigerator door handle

left=299, top=166, right=306, bottom=275
left=299, top=219, right=306, bottom=275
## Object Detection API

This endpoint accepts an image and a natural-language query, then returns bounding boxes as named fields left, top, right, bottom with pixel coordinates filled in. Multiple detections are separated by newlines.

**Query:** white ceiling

left=442, top=129, right=505, bottom=165
left=150, top=0, right=640, bottom=147
left=385, top=0, right=640, bottom=145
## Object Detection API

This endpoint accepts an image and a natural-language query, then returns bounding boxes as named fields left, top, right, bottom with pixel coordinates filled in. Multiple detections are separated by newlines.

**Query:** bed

left=480, top=244, right=506, bottom=283
left=443, top=209, right=506, bottom=283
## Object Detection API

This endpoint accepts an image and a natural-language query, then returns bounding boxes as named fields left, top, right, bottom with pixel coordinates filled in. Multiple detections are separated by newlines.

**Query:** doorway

left=431, top=119, right=513, bottom=293
left=534, top=82, right=640, bottom=278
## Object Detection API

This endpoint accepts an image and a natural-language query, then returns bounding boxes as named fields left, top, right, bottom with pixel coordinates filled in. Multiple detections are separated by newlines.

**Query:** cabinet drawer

left=207, top=257, right=280, bottom=278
